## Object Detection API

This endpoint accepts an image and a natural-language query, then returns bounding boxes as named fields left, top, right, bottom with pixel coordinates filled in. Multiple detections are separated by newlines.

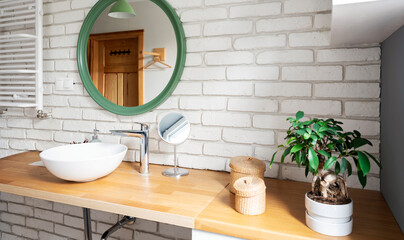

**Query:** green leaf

left=352, top=138, right=372, bottom=149
left=336, top=142, right=344, bottom=154
left=270, top=151, right=277, bottom=167
left=281, top=147, right=291, bottom=163
left=310, top=135, right=318, bottom=145
left=364, top=151, right=382, bottom=169
left=334, top=162, right=341, bottom=175
left=306, top=128, right=312, bottom=134
left=358, top=151, right=370, bottom=176
left=301, top=152, right=307, bottom=165
left=311, top=135, right=318, bottom=142
left=296, top=129, right=306, bottom=135
left=317, top=150, right=331, bottom=158
left=335, top=161, right=341, bottom=175
left=327, top=143, right=335, bottom=150
left=324, top=156, right=337, bottom=170
left=340, top=157, right=348, bottom=174
left=318, top=126, right=328, bottom=132
left=358, top=170, right=367, bottom=188
left=313, top=123, right=320, bottom=132
left=308, top=163, right=317, bottom=175
left=301, top=120, right=313, bottom=126
left=311, top=139, right=317, bottom=146
left=318, top=122, right=327, bottom=127
left=331, top=126, right=343, bottom=131
left=296, top=111, right=304, bottom=120
left=291, top=144, right=304, bottom=153
left=286, top=137, right=296, bottom=145
left=326, top=128, right=337, bottom=135
left=303, top=133, right=311, bottom=140
left=295, top=151, right=301, bottom=166
left=353, top=130, right=361, bottom=137
left=308, top=148, right=319, bottom=170
left=347, top=160, right=352, bottom=176
left=305, top=165, right=309, bottom=177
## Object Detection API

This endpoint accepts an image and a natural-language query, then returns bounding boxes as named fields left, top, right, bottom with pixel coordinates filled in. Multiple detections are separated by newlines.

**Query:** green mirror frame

left=77, top=0, right=186, bottom=115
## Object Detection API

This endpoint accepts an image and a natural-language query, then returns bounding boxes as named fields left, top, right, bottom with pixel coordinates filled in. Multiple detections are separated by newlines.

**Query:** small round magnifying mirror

left=158, top=112, right=190, bottom=177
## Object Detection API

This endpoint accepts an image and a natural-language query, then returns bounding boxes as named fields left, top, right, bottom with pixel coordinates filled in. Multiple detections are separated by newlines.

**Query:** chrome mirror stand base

left=162, top=145, right=188, bottom=178
left=162, top=167, right=189, bottom=177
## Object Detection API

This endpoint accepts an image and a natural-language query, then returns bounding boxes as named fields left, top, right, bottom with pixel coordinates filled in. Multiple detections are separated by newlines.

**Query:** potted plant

left=271, top=111, right=381, bottom=236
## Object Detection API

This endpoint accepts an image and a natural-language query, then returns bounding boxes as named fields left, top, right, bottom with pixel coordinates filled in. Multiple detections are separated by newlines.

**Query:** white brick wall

left=234, top=35, right=287, bottom=50
left=181, top=8, right=227, bottom=22
left=0, top=0, right=382, bottom=239
left=256, top=16, right=312, bottom=32
left=282, top=66, right=343, bottom=81
left=227, top=66, right=279, bottom=80
left=257, top=50, right=313, bottom=64
left=229, top=3, right=282, bottom=18
left=204, top=20, right=252, bottom=36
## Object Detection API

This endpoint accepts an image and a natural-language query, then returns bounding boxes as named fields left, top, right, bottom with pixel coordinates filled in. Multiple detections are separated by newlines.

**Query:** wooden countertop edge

left=0, top=183, right=195, bottom=228
left=195, top=216, right=314, bottom=240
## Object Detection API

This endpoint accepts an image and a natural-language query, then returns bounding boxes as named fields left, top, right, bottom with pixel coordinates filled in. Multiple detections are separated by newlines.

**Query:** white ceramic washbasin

left=40, top=143, right=128, bottom=182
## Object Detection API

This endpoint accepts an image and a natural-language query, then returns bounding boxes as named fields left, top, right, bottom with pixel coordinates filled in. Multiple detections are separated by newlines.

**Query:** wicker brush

left=229, top=156, right=266, bottom=193
left=233, top=176, right=266, bottom=215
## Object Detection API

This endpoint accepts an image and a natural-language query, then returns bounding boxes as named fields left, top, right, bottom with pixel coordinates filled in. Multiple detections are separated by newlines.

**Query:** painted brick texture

left=0, top=0, right=381, bottom=239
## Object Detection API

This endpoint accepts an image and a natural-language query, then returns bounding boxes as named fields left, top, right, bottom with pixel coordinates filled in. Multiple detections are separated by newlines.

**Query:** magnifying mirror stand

left=162, top=145, right=189, bottom=177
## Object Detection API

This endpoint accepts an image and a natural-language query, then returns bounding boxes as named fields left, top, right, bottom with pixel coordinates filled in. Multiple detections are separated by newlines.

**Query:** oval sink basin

left=40, top=143, right=128, bottom=182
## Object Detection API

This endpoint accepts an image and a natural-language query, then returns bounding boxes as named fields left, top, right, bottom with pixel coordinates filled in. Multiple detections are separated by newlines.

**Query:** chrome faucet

left=110, top=122, right=149, bottom=175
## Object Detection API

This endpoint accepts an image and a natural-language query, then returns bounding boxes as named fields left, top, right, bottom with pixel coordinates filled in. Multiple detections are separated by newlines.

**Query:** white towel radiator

left=0, top=0, right=43, bottom=115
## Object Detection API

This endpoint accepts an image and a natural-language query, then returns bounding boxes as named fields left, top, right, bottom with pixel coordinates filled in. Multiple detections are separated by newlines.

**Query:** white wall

left=0, top=0, right=381, bottom=238
left=331, top=0, right=404, bottom=46
left=91, top=0, right=177, bottom=103
left=0, top=0, right=381, bottom=189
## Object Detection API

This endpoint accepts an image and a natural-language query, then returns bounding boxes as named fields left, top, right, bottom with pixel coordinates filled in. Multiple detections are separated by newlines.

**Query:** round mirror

left=158, top=112, right=190, bottom=177
left=77, top=0, right=186, bottom=115
left=158, top=112, right=190, bottom=145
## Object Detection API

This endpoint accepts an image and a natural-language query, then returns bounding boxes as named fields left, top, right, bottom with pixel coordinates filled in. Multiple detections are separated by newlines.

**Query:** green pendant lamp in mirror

left=108, top=0, right=136, bottom=18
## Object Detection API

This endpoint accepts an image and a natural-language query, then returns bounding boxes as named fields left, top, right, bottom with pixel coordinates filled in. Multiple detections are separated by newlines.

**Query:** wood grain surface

left=0, top=152, right=402, bottom=240
left=196, top=178, right=404, bottom=240
left=0, top=152, right=228, bottom=228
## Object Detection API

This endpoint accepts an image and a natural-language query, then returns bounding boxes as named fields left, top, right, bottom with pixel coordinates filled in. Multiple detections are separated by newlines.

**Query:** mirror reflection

left=88, top=0, right=177, bottom=107
left=158, top=112, right=190, bottom=145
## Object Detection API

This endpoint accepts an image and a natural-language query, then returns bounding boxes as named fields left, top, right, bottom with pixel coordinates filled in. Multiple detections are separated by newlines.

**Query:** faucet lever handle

left=133, top=122, right=149, bottom=131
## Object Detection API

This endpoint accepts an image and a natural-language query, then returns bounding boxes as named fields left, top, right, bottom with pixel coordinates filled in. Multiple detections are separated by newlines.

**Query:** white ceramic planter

left=305, top=193, right=353, bottom=236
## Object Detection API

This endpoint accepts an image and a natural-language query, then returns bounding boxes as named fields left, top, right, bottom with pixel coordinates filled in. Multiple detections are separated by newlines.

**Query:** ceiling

left=331, top=0, right=404, bottom=46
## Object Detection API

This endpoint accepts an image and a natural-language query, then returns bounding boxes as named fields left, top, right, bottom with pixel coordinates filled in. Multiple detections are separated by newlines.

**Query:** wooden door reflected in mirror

left=88, top=30, right=144, bottom=107
left=78, top=0, right=186, bottom=115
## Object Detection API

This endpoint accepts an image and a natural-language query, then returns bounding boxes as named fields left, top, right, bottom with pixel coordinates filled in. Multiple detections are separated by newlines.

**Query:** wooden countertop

left=0, top=152, right=228, bottom=228
left=0, top=152, right=403, bottom=239
left=196, top=178, right=404, bottom=240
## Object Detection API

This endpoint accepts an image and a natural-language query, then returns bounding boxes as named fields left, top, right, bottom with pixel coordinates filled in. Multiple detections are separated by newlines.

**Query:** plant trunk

left=310, top=170, right=350, bottom=204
